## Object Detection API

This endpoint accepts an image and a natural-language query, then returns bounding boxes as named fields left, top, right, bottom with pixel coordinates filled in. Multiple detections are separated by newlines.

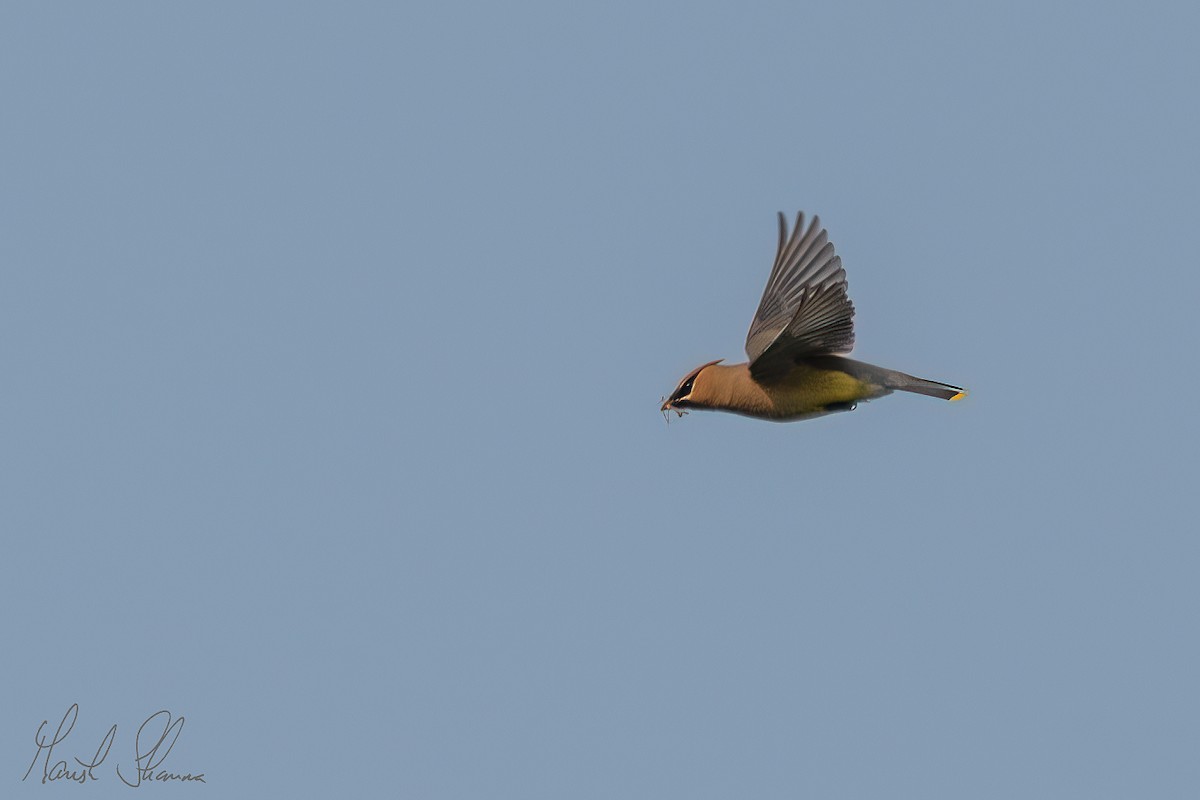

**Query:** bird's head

left=661, top=360, right=724, bottom=418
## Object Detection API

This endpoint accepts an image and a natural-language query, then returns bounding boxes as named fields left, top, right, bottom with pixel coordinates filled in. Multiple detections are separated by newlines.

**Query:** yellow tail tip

left=949, top=390, right=968, bottom=402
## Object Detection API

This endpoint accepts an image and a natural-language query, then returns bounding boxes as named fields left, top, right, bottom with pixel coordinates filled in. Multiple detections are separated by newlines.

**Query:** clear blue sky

left=4, top=2, right=1199, bottom=797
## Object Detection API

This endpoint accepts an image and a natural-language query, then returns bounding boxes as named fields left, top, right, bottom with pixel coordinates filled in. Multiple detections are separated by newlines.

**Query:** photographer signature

left=22, top=704, right=206, bottom=786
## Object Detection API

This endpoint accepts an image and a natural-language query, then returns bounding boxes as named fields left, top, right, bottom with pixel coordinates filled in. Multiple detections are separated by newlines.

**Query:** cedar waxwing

left=662, top=212, right=966, bottom=422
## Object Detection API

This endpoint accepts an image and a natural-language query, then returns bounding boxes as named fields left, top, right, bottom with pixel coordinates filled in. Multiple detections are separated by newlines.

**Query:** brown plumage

left=662, top=212, right=965, bottom=423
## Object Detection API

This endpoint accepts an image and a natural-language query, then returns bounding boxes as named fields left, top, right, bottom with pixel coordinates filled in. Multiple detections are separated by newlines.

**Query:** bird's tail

left=885, top=372, right=967, bottom=402
left=825, top=356, right=967, bottom=402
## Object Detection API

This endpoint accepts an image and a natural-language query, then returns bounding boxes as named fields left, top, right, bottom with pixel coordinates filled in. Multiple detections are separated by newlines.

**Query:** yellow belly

left=762, top=364, right=878, bottom=419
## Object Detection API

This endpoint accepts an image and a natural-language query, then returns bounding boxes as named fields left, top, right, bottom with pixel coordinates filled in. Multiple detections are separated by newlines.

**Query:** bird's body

left=662, top=212, right=965, bottom=422
left=684, top=360, right=874, bottom=421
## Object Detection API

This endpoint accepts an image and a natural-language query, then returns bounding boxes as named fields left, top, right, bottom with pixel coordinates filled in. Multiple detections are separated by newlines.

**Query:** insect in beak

left=659, top=396, right=687, bottom=424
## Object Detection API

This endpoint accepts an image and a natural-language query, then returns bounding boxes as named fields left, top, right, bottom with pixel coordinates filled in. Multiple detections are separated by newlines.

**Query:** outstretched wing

left=745, top=212, right=855, bottom=381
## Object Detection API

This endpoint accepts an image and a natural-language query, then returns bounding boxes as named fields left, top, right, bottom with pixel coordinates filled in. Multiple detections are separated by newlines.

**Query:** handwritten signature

left=22, top=704, right=206, bottom=786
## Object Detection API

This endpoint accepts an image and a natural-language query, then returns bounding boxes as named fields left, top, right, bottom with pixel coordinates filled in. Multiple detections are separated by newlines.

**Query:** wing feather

left=745, top=212, right=855, bottom=381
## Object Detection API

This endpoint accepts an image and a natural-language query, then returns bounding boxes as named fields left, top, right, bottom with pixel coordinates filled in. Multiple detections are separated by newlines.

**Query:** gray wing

left=745, top=212, right=855, bottom=381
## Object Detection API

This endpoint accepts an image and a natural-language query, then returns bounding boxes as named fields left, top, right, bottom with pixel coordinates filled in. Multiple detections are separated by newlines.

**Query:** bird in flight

left=661, top=212, right=966, bottom=422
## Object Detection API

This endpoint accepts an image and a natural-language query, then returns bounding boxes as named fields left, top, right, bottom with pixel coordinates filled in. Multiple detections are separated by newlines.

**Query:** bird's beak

left=659, top=396, right=686, bottom=420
